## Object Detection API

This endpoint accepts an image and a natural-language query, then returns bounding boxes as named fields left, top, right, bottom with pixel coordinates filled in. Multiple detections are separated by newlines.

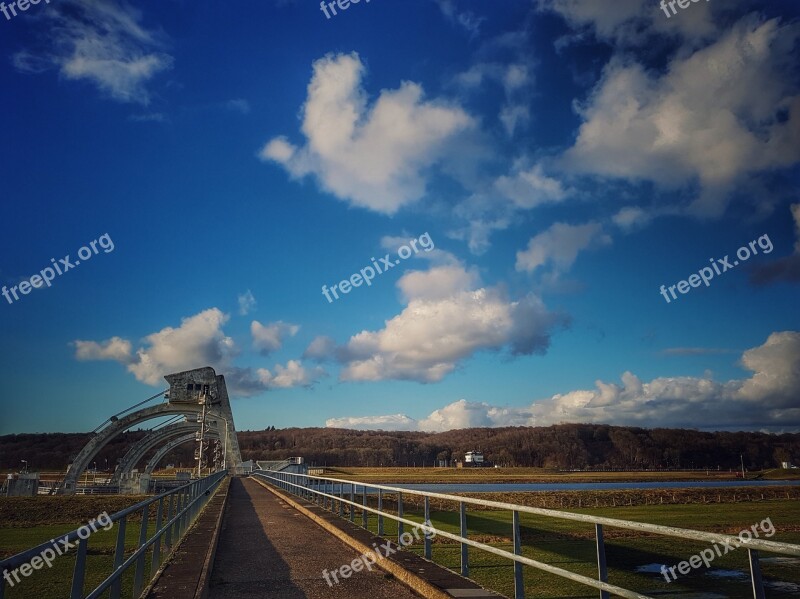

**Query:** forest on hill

left=1, top=424, right=797, bottom=472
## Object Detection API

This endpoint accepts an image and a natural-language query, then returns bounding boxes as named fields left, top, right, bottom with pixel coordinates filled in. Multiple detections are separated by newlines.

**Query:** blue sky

left=1, top=0, right=799, bottom=434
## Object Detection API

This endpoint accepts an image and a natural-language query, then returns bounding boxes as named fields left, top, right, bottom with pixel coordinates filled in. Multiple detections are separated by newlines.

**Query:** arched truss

left=110, top=421, right=220, bottom=485
left=61, top=367, right=242, bottom=494
left=144, top=431, right=221, bottom=475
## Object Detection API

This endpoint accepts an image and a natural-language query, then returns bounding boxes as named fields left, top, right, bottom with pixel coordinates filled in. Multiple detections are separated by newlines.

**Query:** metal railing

left=252, top=470, right=800, bottom=599
left=0, top=470, right=227, bottom=599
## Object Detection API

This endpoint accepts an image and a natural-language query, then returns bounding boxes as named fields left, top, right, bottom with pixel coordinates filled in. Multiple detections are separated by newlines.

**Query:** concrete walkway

left=208, top=477, right=422, bottom=599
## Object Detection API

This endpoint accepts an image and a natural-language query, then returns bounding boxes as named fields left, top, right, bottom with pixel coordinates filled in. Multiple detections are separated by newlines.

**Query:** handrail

left=252, top=470, right=800, bottom=599
left=0, top=470, right=227, bottom=599
left=260, top=470, right=800, bottom=556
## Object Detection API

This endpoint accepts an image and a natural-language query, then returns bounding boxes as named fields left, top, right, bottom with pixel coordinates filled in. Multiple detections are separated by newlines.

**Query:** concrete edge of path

left=250, top=476, right=505, bottom=599
left=143, top=477, right=231, bottom=599
left=196, top=477, right=231, bottom=599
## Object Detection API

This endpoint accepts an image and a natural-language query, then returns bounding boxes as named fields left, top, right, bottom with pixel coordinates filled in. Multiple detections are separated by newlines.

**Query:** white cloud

left=73, top=337, right=133, bottom=363
left=612, top=206, right=653, bottom=231
left=259, top=360, right=325, bottom=389
left=328, top=331, right=800, bottom=431
left=563, top=16, right=800, bottom=216
left=73, top=309, right=235, bottom=385
left=238, top=290, right=257, bottom=315
left=260, top=52, right=474, bottom=214
left=494, top=162, right=568, bottom=209
left=516, top=221, right=611, bottom=274
left=334, top=264, right=566, bottom=382
left=13, top=0, right=172, bottom=104
left=126, top=309, right=237, bottom=385
left=72, top=308, right=322, bottom=396
left=251, top=320, right=299, bottom=355
left=225, top=361, right=327, bottom=396
left=326, top=413, right=419, bottom=431
left=397, top=264, right=480, bottom=302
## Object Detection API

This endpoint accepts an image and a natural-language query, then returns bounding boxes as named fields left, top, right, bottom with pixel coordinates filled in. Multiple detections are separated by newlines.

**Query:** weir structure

left=60, top=366, right=242, bottom=494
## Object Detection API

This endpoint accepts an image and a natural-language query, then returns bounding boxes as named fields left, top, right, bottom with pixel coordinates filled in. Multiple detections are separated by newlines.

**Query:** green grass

left=345, top=498, right=800, bottom=598
left=329, top=466, right=800, bottom=484
left=0, top=522, right=168, bottom=599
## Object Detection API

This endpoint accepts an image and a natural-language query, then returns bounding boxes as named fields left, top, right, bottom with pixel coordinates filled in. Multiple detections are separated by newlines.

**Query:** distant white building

left=465, top=451, right=484, bottom=465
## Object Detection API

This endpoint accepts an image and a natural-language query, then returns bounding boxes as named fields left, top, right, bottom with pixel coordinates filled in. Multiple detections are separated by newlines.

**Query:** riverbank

left=323, top=466, right=800, bottom=484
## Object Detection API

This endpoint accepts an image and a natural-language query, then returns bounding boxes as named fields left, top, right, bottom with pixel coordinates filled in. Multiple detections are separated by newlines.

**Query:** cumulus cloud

left=326, top=413, right=418, bottom=431
left=328, top=263, right=566, bottom=383
left=516, top=221, right=611, bottom=274
left=12, top=0, right=172, bottom=104
left=73, top=337, right=134, bottom=363
left=71, top=308, right=321, bottom=396
left=260, top=52, right=473, bottom=214
left=562, top=16, right=800, bottom=216
left=126, top=309, right=237, bottom=385
left=328, top=331, right=800, bottom=431
left=494, top=162, right=568, bottom=209
left=73, top=310, right=233, bottom=384
left=225, top=361, right=327, bottom=396
left=251, top=320, right=299, bottom=355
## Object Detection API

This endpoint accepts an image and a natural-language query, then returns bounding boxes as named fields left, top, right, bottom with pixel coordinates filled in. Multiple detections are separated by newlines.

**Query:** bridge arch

left=62, top=367, right=242, bottom=493
left=110, top=421, right=220, bottom=484
left=144, top=432, right=220, bottom=475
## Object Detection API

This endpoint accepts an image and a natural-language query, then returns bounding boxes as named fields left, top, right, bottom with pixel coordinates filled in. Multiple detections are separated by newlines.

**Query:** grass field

left=2, top=477, right=799, bottom=598
left=378, top=499, right=800, bottom=598
left=326, top=466, right=800, bottom=484
left=1, top=495, right=172, bottom=599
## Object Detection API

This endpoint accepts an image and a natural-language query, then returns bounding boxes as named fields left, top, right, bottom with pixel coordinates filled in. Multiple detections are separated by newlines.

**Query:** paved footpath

left=208, top=477, right=422, bottom=599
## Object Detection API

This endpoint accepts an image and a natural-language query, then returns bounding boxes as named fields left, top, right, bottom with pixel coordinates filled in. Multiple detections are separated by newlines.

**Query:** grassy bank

left=381, top=499, right=800, bottom=598
left=325, top=466, right=800, bottom=484
left=0, top=495, right=156, bottom=599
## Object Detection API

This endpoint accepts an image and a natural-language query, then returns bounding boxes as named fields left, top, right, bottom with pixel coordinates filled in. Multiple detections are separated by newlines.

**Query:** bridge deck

left=208, top=477, right=422, bottom=598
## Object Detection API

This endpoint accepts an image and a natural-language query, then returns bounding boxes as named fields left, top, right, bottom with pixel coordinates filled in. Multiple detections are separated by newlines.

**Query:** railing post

left=749, top=549, right=765, bottom=599
left=513, top=510, right=524, bottom=599
left=362, top=486, right=369, bottom=528
left=378, top=489, right=384, bottom=536
left=350, top=484, right=355, bottom=522
left=151, top=498, right=165, bottom=576
left=398, top=492, right=404, bottom=544
left=596, top=523, right=609, bottom=599
left=175, top=489, right=186, bottom=538
left=424, top=496, right=432, bottom=559
left=164, top=494, right=174, bottom=549
left=460, top=501, right=468, bottom=577
left=69, top=537, right=88, bottom=599
left=132, top=503, right=150, bottom=597
left=109, top=515, right=127, bottom=599
left=339, top=484, right=344, bottom=518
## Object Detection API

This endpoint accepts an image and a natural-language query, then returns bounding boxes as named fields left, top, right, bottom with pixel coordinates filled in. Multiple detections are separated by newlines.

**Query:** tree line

left=3, top=424, right=796, bottom=471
